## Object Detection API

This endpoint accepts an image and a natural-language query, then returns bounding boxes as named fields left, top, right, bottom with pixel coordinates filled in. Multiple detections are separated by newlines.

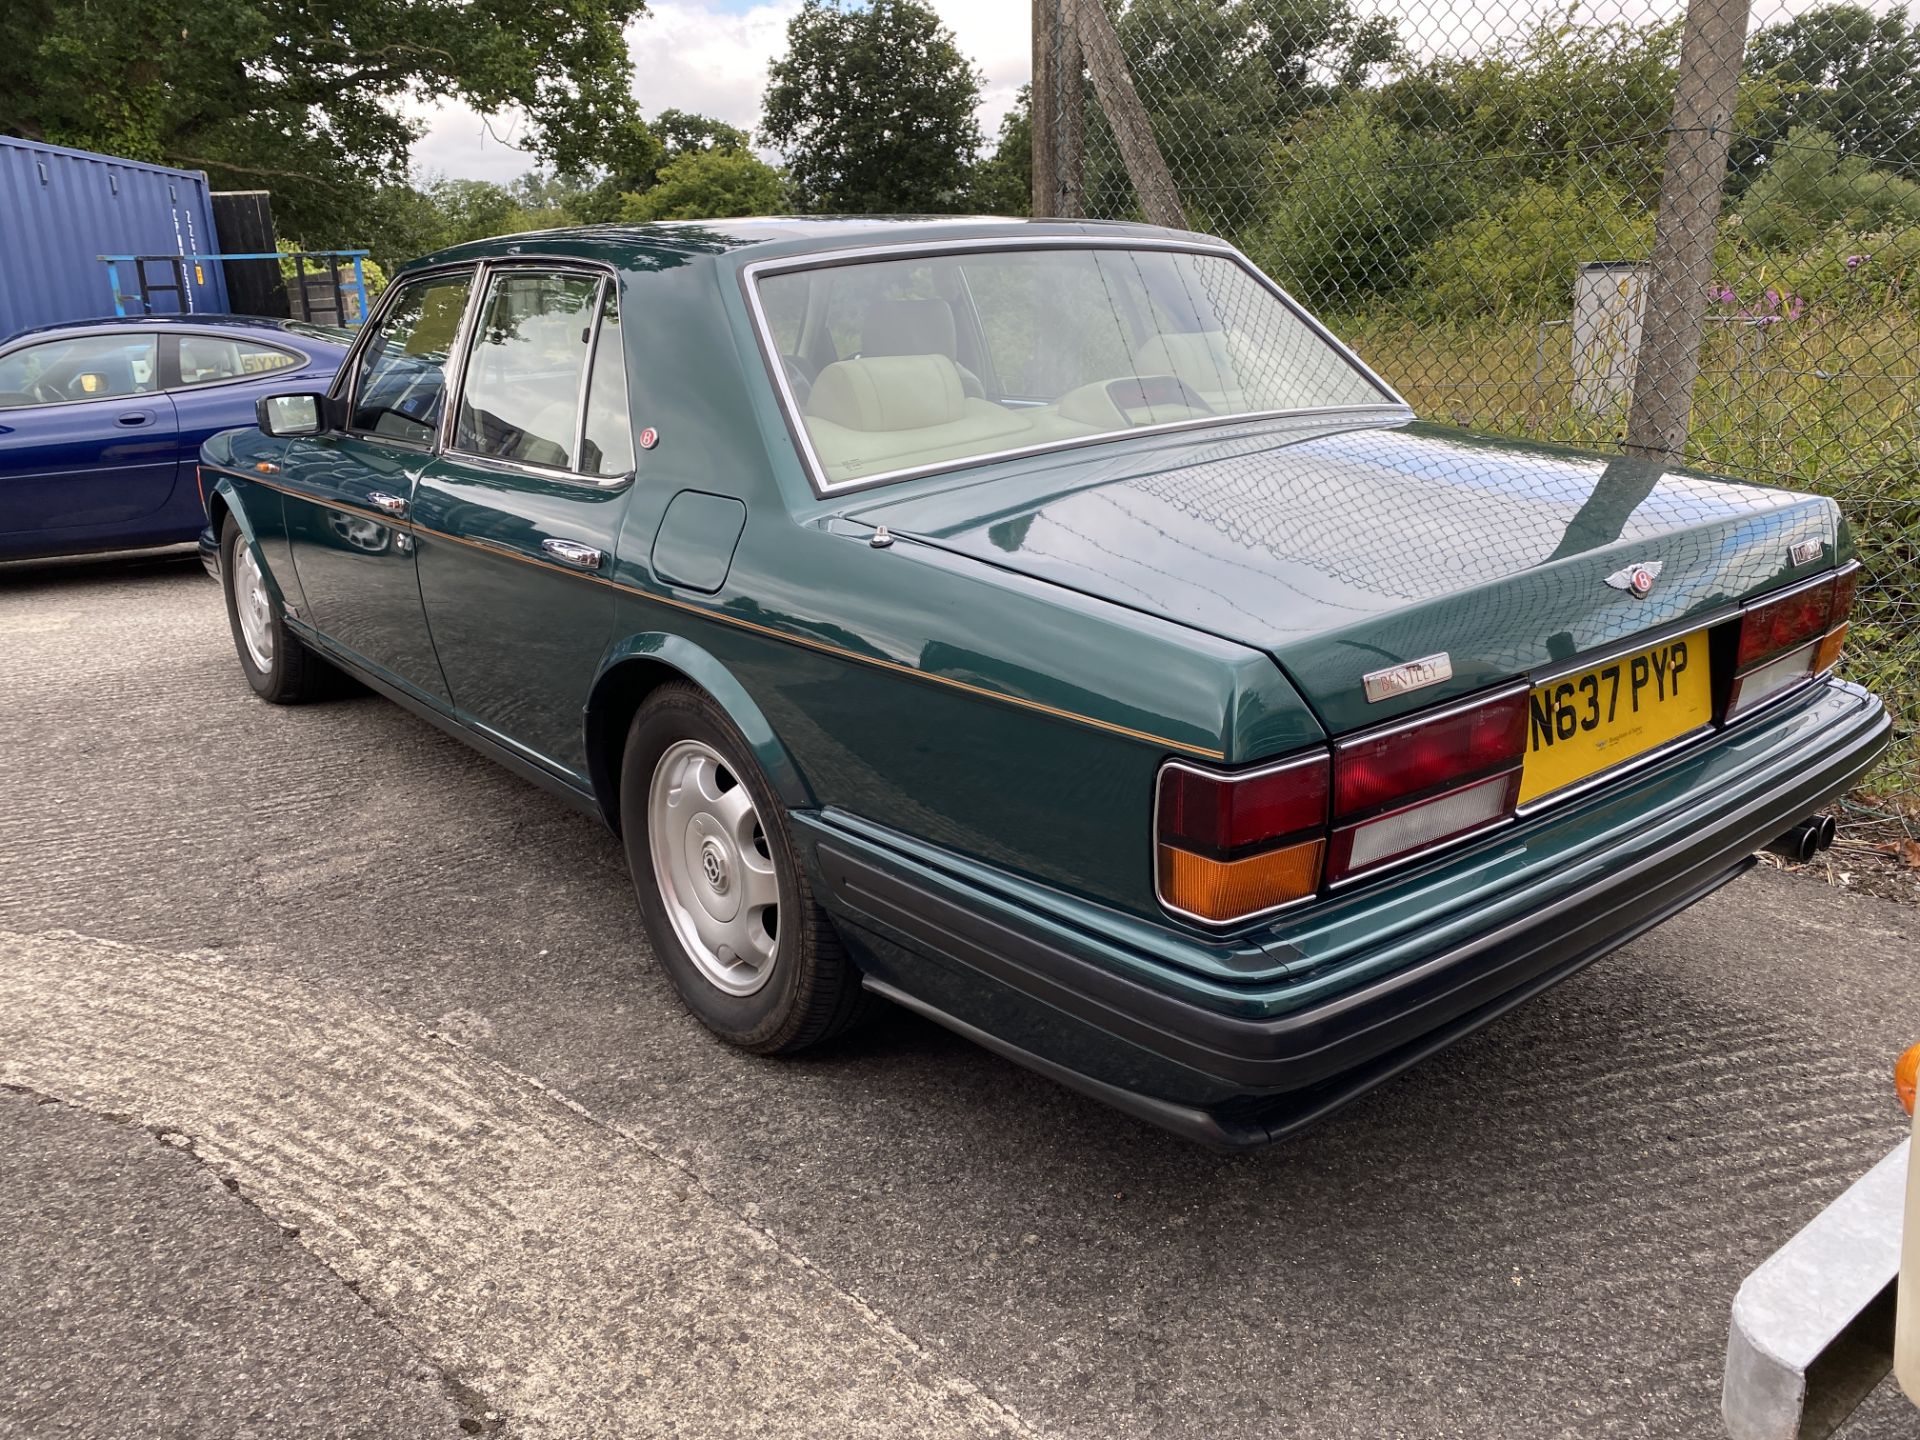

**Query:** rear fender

left=585, top=633, right=811, bottom=830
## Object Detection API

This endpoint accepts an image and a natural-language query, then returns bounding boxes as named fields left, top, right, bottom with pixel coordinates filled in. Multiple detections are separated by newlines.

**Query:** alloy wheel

left=233, top=542, right=275, bottom=673
left=647, top=739, right=780, bottom=996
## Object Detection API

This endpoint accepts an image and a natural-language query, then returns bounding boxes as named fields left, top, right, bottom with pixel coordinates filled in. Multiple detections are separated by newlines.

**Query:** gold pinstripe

left=210, top=466, right=1228, bottom=760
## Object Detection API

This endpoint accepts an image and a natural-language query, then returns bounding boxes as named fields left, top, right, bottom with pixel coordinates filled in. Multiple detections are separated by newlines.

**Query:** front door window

left=348, top=274, right=473, bottom=446
left=0, top=335, right=159, bottom=409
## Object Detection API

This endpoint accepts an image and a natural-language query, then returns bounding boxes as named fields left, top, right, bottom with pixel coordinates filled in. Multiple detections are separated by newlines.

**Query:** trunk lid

left=847, top=419, right=1839, bottom=734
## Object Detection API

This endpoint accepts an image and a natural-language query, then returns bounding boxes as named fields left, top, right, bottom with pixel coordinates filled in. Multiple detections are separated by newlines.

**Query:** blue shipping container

left=0, top=137, right=229, bottom=341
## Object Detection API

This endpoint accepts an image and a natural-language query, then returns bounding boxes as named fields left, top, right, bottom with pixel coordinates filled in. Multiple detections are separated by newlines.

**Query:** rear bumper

left=800, top=677, right=1891, bottom=1148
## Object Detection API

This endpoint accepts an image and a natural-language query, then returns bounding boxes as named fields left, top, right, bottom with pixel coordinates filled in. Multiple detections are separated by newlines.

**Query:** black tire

left=620, top=682, right=872, bottom=1054
left=220, top=516, right=325, bottom=704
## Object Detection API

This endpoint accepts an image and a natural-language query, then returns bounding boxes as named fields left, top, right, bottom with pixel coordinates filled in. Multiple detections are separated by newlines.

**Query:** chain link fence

left=1038, top=0, right=1918, bottom=821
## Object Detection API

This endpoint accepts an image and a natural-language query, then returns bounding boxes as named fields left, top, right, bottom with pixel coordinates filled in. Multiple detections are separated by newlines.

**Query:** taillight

left=1155, top=687, right=1537, bottom=923
left=1155, top=754, right=1327, bottom=924
left=1728, top=565, right=1858, bottom=720
left=1327, top=686, right=1529, bottom=883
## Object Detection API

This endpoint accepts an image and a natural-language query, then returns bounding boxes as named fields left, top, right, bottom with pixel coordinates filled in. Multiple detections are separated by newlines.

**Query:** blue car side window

left=348, top=273, right=473, bottom=446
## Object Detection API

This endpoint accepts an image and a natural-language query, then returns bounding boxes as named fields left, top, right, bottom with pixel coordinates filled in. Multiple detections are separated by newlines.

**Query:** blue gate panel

left=0, top=137, right=229, bottom=341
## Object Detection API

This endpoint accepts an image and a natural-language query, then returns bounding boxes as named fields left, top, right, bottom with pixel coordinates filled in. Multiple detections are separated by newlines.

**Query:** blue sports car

left=0, top=315, right=350, bottom=561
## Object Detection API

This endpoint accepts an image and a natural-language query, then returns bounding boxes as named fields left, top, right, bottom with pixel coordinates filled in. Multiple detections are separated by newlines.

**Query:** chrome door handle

left=368, top=492, right=409, bottom=518
left=541, top=538, right=604, bottom=571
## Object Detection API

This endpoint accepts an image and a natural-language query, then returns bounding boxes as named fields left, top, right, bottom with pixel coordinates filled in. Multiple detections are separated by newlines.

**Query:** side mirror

left=256, top=392, right=328, bottom=438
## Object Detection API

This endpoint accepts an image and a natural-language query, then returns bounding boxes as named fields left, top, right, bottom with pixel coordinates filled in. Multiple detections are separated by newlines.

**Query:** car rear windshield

left=753, top=245, right=1395, bottom=490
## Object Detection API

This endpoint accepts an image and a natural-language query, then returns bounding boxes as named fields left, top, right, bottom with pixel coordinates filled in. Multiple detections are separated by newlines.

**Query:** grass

left=1335, top=305, right=1920, bottom=806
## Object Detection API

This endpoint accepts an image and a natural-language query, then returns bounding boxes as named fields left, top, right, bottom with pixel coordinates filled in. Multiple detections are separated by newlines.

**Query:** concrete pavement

left=2, top=552, right=1917, bottom=1438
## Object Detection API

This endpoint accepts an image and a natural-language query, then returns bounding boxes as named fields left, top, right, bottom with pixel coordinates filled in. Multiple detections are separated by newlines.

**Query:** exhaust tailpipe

left=1815, top=813, right=1838, bottom=851
left=1767, top=820, right=1822, bottom=864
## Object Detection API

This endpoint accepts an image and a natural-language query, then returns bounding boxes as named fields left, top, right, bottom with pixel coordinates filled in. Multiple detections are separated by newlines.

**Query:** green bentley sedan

left=197, top=217, right=1890, bottom=1148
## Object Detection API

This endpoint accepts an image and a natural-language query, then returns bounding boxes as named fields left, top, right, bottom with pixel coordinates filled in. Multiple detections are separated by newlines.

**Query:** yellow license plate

left=1519, top=630, right=1711, bottom=805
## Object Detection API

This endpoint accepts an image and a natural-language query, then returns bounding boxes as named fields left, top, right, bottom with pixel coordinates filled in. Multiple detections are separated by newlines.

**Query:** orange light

left=1157, top=839, right=1322, bottom=924
left=1814, top=623, right=1849, bottom=674
left=1897, top=1044, right=1920, bottom=1117
left=195, top=464, right=206, bottom=511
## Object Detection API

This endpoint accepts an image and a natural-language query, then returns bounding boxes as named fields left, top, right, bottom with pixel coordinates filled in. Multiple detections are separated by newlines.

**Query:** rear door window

left=348, top=272, right=475, bottom=446
left=579, top=288, right=633, bottom=478
left=452, top=269, right=626, bottom=477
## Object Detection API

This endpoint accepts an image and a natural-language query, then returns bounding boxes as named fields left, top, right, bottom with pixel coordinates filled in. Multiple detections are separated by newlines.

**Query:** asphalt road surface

left=3, top=550, right=1917, bottom=1440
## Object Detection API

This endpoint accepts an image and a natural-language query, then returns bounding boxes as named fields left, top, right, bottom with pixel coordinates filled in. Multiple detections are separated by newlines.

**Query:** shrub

left=1404, top=179, right=1653, bottom=321
left=1739, top=126, right=1920, bottom=251
left=1243, top=102, right=1479, bottom=310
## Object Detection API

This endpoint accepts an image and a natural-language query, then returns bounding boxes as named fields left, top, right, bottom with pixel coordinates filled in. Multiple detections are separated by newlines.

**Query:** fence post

left=1031, top=0, right=1054, bottom=217
left=1069, top=0, right=1187, bottom=229
left=1030, top=0, right=1084, bottom=217
left=1623, top=0, right=1752, bottom=460
left=1053, top=2, right=1084, bottom=218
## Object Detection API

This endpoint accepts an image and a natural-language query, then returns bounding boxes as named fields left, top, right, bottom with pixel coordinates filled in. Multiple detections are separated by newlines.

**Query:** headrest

left=1134, top=330, right=1238, bottom=389
left=806, top=354, right=967, bottom=432
left=861, top=298, right=958, bottom=359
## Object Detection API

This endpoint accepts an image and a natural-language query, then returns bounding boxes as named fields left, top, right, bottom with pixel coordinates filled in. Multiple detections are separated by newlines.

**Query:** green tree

left=654, top=109, right=753, bottom=159
left=969, top=88, right=1032, bottom=216
left=761, top=0, right=983, bottom=213
left=1380, top=15, right=1682, bottom=201
left=1244, top=102, right=1478, bottom=310
left=620, top=149, right=789, bottom=221
left=1738, top=126, right=1920, bottom=250
left=0, top=0, right=648, bottom=248
left=616, top=108, right=752, bottom=199
left=1737, top=4, right=1920, bottom=183
left=1106, top=0, right=1399, bottom=232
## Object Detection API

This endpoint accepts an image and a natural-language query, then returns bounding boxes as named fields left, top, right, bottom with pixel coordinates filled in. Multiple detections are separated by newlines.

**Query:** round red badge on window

left=638, top=427, right=658, bottom=450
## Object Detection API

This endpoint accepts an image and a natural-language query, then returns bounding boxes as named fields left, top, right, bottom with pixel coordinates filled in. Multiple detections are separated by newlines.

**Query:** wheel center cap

left=700, top=837, right=730, bottom=894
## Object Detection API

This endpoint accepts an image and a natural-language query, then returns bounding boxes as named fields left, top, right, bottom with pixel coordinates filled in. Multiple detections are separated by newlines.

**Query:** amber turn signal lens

left=1814, top=623, right=1848, bottom=674
left=1896, top=1044, right=1920, bottom=1117
left=1157, top=838, right=1322, bottom=924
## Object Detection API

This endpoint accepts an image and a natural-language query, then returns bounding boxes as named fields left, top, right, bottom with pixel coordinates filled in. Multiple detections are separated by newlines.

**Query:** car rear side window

left=349, top=272, right=474, bottom=446
left=175, top=335, right=301, bottom=387
left=579, top=289, right=633, bottom=477
left=0, top=334, right=159, bottom=409
left=453, top=270, right=602, bottom=473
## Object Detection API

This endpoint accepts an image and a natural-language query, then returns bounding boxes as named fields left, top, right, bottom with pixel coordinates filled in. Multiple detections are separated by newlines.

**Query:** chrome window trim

left=1151, top=749, right=1331, bottom=930
left=439, top=259, right=634, bottom=491
left=738, top=235, right=1412, bottom=498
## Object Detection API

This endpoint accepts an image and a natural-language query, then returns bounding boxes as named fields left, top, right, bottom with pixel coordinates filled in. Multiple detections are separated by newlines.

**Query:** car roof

left=408, top=215, right=1225, bottom=275
left=1, top=314, right=354, bottom=350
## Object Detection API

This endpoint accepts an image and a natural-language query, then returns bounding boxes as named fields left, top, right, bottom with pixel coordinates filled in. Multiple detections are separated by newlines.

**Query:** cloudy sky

left=411, top=0, right=1032, bottom=185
